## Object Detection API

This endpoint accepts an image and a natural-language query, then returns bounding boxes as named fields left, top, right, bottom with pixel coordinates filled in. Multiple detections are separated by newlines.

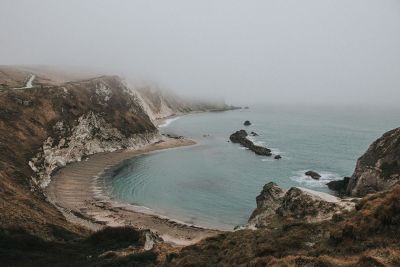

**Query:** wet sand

left=46, top=137, right=221, bottom=246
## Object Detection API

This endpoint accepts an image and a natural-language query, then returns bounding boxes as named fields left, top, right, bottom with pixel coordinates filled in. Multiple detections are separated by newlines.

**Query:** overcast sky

left=1, top=0, right=400, bottom=106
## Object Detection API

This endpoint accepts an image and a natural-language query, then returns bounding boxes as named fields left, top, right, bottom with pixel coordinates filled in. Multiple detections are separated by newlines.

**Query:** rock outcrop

left=248, top=183, right=354, bottom=228
left=345, top=127, right=400, bottom=196
left=248, top=182, right=285, bottom=225
left=305, top=170, right=321, bottom=180
left=229, top=130, right=272, bottom=156
left=327, top=177, right=350, bottom=194
left=244, top=120, right=251, bottom=126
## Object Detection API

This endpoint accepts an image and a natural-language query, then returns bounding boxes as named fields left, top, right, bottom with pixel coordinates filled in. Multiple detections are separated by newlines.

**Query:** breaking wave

left=290, top=170, right=343, bottom=188
left=159, top=117, right=180, bottom=128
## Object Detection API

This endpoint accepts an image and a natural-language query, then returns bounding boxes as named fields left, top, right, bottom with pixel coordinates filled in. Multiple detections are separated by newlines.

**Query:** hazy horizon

left=1, top=0, right=400, bottom=106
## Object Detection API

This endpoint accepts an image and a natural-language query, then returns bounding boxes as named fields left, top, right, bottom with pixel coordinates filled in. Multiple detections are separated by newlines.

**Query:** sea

left=104, top=105, right=399, bottom=230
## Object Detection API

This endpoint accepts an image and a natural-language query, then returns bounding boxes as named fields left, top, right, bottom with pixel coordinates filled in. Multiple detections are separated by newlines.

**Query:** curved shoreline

left=46, top=137, right=222, bottom=246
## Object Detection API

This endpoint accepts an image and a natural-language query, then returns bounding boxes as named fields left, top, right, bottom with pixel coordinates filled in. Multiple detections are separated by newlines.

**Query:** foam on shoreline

left=159, top=117, right=180, bottom=128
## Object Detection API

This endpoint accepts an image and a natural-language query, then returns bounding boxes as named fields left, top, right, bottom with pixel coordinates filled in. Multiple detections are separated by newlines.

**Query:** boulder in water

left=244, top=120, right=251, bottom=126
left=250, top=131, right=259, bottom=136
left=305, top=171, right=321, bottom=180
left=229, top=130, right=272, bottom=156
left=274, top=155, right=282, bottom=160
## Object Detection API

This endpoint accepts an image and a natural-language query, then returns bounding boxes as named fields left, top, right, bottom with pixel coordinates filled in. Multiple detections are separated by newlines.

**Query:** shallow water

left=105, top=105, right=399, bottom=230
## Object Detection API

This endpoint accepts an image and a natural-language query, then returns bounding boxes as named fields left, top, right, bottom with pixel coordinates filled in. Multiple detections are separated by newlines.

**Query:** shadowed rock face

left=346, top=127, right=400, bottom=196
left=229, top=130, right=272, bottom=156
left=327, top=177, right=350, bottom=194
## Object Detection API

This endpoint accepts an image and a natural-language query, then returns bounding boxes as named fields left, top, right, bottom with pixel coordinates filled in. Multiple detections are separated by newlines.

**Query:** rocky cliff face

left=0, top=74, right=160, bottom=239
left=346, top=127, right=400, bottom=196
left=0, top=69, right=230, bottom=242
left=134, top=85, right=232, bottom=122
left=248, top=182, right=353, bottom=228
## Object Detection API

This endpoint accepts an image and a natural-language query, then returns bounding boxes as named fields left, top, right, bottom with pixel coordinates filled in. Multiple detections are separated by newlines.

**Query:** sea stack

left=244, top=120, right=251, bottom=126
left=229, top=130, right=272, bottom=156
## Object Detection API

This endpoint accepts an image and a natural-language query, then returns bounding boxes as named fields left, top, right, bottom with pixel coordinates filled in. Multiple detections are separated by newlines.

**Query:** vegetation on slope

left=167, top=186, right=400, bottom=266
left=0, top=75, right=156, bottom=241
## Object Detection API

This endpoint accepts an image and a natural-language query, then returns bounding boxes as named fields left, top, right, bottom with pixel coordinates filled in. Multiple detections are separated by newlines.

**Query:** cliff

left=0, top=67, right=236, bottom=266
left=134, top=84, right=233, bottom=122
left=0, top=74, right=158, bottom=240
left=346, top=127, right=400, bottom=196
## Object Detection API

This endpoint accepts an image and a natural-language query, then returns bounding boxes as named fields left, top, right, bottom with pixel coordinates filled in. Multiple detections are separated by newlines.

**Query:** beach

left=46, top=136, right=221, bottom=246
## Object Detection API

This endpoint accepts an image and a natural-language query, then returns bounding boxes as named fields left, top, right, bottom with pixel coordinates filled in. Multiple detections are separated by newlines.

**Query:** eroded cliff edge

left=0, top=68, right=231, bottom=242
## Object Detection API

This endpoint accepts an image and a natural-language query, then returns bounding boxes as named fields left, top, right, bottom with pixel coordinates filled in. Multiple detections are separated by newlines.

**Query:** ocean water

left=104, top=105, right=399, bottom=230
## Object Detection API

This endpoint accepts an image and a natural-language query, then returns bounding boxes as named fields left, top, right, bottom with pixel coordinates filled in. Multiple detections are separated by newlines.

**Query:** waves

left=159, top=117, right=180, bottom=128
left=247, top=136, right=286, bottom=159
left=290, top=170, right=342, bottom=189
left=247, top=136, right=266, bottom=147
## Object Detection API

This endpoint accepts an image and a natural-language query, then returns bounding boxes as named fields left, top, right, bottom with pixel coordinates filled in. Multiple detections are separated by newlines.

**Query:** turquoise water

left=105, top=105, right=399, bottom=230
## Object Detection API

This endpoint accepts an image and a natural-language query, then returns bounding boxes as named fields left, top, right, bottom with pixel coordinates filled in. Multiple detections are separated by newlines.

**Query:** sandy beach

left=46, top=137, right=221, bottom=246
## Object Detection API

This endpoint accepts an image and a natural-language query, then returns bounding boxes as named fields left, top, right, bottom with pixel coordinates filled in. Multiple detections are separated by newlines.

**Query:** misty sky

left=1, top=0, right=400, bottom=106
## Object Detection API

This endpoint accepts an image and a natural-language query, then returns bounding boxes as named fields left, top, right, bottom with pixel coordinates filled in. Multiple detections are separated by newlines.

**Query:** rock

left=244, top=120, right=251, bottom=126
left=251, top=145, right=272, bottom=156
left=347, top=127, right=400, bottom=196
left=276, top=188, right=337, bottom=219
left=305, top=171, right=321, bottom=180
left=249, top=182, right=284, bottom=221
left=327, top=177, right=350, bottom=194
left=229, top=130, right=271, bottom=156
left=250, top=131, right=259, bottom=136
left=248, top=183, right=352, bottom=228
left=256, top=182, right=285, bottom=208
left=274, top=155, right=282, bottom=160
left=229, top=129, right=248, bottom=143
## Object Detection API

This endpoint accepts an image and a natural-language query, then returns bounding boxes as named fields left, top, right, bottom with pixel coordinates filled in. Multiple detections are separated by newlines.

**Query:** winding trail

left=14, top=74, right=36, bottom=89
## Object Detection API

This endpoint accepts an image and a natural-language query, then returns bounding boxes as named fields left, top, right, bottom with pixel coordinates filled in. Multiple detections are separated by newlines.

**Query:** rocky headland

left=325, top=127, right=400, bottom=197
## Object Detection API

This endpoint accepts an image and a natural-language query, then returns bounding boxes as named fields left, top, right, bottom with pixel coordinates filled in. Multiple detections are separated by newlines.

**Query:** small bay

left=104, top=105, right=399, bottom=230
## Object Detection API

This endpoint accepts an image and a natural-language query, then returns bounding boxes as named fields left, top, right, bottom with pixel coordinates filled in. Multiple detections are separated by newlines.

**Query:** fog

left=1, top=0, right=400, bottom=106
